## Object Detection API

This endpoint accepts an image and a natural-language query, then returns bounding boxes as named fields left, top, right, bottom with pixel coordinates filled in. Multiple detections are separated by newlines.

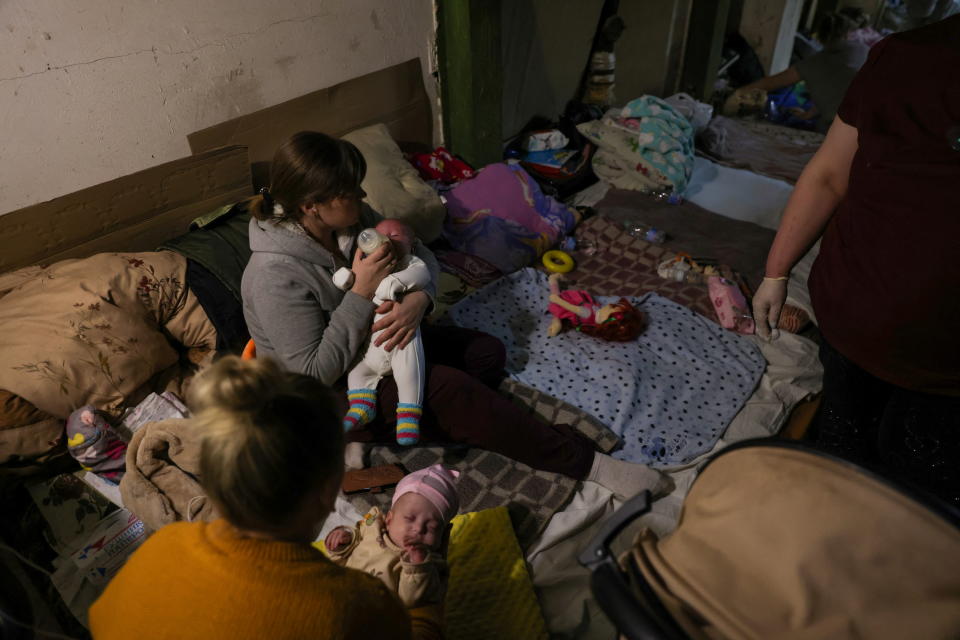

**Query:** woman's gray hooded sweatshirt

left=241, top=206, right=439, bottom=385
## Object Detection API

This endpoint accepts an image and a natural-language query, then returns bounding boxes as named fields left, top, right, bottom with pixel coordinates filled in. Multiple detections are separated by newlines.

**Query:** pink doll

left=546, top=273, right=647, bottom=341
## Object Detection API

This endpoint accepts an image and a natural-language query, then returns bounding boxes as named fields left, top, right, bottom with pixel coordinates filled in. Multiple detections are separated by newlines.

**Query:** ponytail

left=250, top=187, right=281, bottom=222
left=251, top=131, right=367, bottom=224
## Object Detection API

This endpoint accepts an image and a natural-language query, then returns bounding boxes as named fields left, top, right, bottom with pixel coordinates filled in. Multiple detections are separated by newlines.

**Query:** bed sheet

left=593, top=185, right=819, bottom=326
left=685, top=156, right=793, bottom=231
left=697, top=116, right=823, bottom=185
left=590, top=189, right=776, bottom=289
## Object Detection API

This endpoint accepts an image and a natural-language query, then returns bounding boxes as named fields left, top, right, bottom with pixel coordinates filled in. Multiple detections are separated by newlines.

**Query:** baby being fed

left=333, top=218, right=432, bottom=446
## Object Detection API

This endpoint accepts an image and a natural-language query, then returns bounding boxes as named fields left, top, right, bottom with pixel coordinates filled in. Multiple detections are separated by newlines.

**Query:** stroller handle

left=577, top=491, right=651, bottom=569
left=578, top=491, right=675, bottom=640
left=578, top=491, right=690, bottom=640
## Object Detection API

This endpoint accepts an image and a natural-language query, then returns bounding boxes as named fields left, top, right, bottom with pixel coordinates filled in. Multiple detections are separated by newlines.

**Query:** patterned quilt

left=568, top=215, right=716, bottom=318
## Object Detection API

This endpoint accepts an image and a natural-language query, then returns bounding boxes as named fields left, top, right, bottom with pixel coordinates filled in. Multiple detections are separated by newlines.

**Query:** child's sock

left=396, top=403, right=422, bottom=446
left=343, top=389, right=377, bottom=431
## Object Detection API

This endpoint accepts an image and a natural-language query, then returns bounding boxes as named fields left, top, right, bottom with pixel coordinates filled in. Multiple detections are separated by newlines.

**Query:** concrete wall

left=499, top=0, right=691, bottom=139
left=500, top=0, right=602, bottom=138
left=616, top=0, right=690, bottom=102
left=0, top=0, right=438, bottom=215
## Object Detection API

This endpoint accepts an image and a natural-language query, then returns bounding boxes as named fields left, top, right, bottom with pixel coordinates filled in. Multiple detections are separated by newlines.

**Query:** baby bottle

left=357, top=228, right=388, bottom=255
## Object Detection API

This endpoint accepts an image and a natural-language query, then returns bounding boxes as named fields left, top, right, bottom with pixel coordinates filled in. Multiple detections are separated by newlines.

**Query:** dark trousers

left=813, top=339, right=960, bottom=506
left=344, top=325, right=596, bottom=479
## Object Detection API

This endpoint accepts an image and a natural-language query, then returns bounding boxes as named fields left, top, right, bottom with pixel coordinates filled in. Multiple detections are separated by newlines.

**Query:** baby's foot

left=343, top=388, right=377, bottom=430
left=396, top=403, right=422, bottom=446
left=344, top=442, right=366, bottom=471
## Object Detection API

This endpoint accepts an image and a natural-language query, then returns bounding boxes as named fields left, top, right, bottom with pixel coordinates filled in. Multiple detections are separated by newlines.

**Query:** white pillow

left=342, top=123, right=445, bottom=243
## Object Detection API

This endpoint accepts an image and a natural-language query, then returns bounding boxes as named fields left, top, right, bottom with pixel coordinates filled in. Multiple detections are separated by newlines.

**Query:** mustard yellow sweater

left=89, top=519, right=442, bottom=640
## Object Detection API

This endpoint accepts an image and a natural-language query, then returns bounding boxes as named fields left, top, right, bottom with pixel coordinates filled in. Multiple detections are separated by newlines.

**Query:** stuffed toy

left=66, top=405, right=127, bottom=483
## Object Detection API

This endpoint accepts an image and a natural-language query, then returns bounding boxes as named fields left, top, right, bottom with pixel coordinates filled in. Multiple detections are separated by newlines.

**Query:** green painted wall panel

left=438, top=0, right=503, bottom=167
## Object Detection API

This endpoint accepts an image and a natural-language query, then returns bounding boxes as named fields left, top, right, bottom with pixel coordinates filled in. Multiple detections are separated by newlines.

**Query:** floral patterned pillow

left=0, top=389, right=65, bottom=469
left=0, top=251, right=214, bottom=419
left=577, top=97, right=695, bottom=194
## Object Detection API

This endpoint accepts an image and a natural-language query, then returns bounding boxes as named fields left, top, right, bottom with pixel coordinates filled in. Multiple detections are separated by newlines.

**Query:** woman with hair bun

left=89, top=356, right=442, bottom=640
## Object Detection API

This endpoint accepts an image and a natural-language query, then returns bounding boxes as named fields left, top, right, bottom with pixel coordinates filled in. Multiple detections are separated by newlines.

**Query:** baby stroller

left=579, top=439, right=960, bottom=640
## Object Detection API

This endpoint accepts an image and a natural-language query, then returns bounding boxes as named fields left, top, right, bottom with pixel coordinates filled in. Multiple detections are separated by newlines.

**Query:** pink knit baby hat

left=392, top=464, right=461, bottom=523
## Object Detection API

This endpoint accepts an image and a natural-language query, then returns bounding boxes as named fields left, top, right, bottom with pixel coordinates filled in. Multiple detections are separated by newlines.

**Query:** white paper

left=69, top=509, right=146, bottom=585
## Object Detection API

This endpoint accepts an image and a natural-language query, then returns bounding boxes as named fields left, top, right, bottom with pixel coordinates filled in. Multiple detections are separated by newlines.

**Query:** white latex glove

left=752, top=277, right=787, bottom=341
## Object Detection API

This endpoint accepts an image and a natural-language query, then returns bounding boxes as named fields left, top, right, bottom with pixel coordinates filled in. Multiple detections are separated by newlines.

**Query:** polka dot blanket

left=447, top=268, right=766, bottom=467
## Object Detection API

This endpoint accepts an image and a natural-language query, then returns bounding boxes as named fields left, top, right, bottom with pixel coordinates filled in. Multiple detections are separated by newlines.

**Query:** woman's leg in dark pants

left=419, top=324, right=507, bottom=389
left=813, top=339, right=890, bottom=464
left=877, top=389, right=960, bottom=506
left=347, top=325, right=596, bottom=479
left=814, top=339, right=960, bottom=505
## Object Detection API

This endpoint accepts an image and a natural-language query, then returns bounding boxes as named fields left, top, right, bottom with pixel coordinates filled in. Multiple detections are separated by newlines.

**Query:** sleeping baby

left=324, top=464, right=459, bottom=608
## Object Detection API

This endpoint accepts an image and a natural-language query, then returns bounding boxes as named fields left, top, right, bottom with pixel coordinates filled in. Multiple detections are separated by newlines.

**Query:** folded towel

left=119, top=418, right=217, bottom=530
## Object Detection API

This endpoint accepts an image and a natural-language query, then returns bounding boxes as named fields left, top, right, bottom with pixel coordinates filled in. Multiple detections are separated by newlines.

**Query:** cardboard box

left=0, top=146, right=251, bottom=275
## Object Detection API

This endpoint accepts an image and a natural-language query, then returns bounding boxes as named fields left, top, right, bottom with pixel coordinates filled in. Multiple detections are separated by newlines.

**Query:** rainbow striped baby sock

left=343, top=389, right=377, bottom=431
left=396, top=403, right=422, bottom=446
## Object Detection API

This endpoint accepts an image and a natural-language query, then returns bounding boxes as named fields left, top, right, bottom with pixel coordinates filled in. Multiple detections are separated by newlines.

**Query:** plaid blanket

left=570, top=214, right=716, bottom=318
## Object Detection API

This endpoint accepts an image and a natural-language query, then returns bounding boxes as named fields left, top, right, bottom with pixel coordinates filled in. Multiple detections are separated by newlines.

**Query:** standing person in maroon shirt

left=752, top=15, right=960, bottom=505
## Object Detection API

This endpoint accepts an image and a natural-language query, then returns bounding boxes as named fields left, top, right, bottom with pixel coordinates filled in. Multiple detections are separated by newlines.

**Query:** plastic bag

left=523, top=129, right=569, bottom=152
left=663, top=93, right=714, bottom=133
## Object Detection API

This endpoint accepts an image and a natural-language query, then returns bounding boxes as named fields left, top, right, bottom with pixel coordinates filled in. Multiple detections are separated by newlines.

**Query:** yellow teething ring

left=542, top=250, right=575, bottom=273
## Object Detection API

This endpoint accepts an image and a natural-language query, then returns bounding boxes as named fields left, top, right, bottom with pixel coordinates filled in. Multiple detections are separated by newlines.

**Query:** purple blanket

left=442, top=163, right=577, bottom=274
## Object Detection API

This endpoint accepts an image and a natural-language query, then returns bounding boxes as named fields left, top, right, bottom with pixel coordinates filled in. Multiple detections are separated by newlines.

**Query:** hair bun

left=189, top=356, right=283, bottom=415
